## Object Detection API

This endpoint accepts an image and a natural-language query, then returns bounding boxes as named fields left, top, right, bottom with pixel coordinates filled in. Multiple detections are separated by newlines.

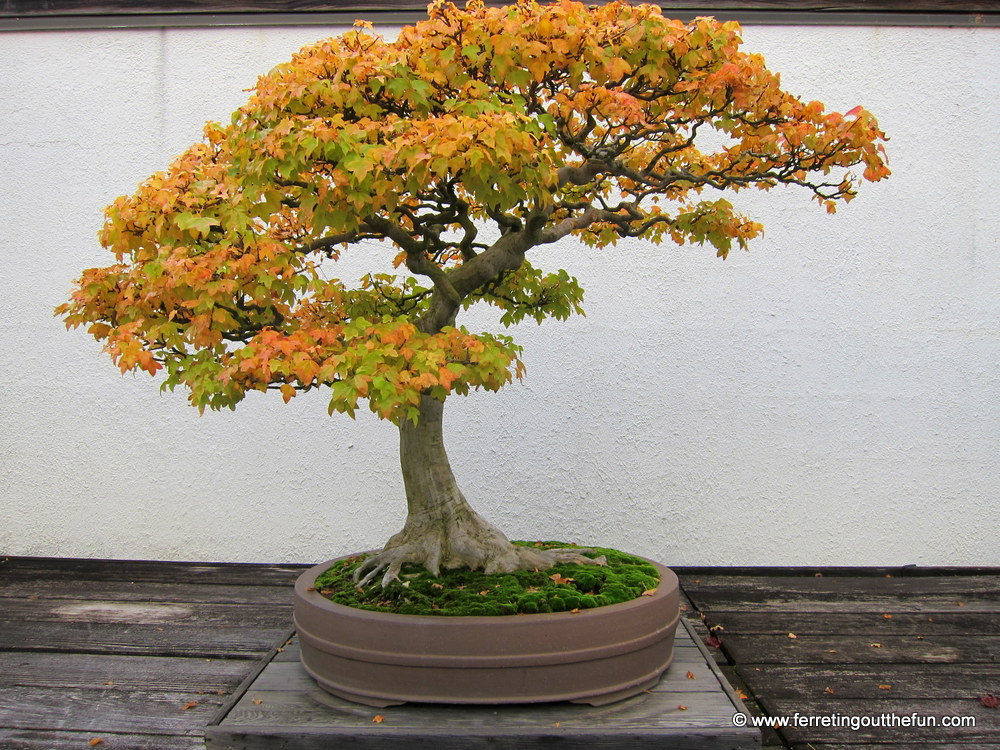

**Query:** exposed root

left=353, top=538, right=607, bottom=589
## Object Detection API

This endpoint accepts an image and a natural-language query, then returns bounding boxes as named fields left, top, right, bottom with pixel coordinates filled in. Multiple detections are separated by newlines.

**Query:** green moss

left=312, top=541, right=659, bottom=616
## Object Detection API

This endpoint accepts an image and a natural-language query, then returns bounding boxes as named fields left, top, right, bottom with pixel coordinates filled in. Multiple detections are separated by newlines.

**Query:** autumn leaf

left=58, top=0, right=887, bottom=431
left=549, top=573, right=575, bottom=585
left=686, top=671, right=696, bottom=680
left=981, top=693, right=999, bottom=709
left=678, top=705, right=688, bottom=711
left=878, top=684, right=893, bottom=690
left=88, top=741, right=104, bottom=747
left=372, top=714, right=385, bottom=723
left=181, top=701, right=198, bottom=711
left=870, top=643, right=883, bottom=648
left=706, top=635, right=723, bottom=649
left=824, top=687, right=835, bottom=695
left=640, top=588, right=657, bottom=597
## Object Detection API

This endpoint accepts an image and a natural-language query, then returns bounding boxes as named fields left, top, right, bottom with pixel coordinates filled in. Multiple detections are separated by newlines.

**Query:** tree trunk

left=353, top=395, right=604, bottom=587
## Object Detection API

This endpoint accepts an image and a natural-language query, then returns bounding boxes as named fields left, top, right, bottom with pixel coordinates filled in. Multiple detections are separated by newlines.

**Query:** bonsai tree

left=59, top=0, right=888, bottom=587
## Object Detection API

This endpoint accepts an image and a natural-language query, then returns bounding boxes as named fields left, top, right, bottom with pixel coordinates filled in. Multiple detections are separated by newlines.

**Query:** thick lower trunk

left=353, top=395, right=605, bottom=587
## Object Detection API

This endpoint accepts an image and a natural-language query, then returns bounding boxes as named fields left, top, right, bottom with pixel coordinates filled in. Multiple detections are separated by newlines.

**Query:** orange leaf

left=549, top=573, right=574, bottom=585
left=686, top=671, right=696, bottom=680
left=181, top=701, right=198, bottom=711
left=372, top=714, right=385, bottom=723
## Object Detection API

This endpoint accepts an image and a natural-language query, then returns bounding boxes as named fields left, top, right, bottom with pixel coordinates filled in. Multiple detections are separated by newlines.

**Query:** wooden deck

left=1, top=557, right=998, bottom=749
left=680, top=567, right=1000, bottom=749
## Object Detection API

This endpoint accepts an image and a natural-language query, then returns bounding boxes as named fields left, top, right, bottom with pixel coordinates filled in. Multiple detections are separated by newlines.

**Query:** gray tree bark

left=353, top=395, right=604, bottom=587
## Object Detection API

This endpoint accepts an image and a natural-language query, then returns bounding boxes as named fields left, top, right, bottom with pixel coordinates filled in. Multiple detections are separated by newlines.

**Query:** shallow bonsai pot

left=293, top=554, right=680, bottom=707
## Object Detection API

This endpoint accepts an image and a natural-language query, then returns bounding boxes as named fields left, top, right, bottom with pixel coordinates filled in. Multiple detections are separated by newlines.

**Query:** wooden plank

left=0, top=579, right=295, bottom=606
left=0, top=729, right=202, bottom=750
left=808, top=747, right=1000, bottom=750
left=208, top=626, right=761, bottom=750
left=683, top=595, right=1000, bottom=614
left=0, top=557, right=306, bottom=587
left=737, top=663, right=1000, bottom=700
left=680, top=575, right=1000, bottom=596
left=0, top=686, right=224, bottom=733
left=0, top=620, right=291, bottom=658
left=719, top=634, right=1000, bottom=665
left=0, top=598, right=292, bottom=627
left=702, top=611, right=1000, bottom=636
left=0, top=652, right=251, bottom=692
left=759, top=697, right=998, bottom=744
left=677, top=566, right=1000, bottom=578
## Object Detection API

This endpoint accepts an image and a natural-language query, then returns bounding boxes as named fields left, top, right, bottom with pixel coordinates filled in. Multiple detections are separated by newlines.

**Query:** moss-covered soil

left=312, top=541, right=659, bottom=616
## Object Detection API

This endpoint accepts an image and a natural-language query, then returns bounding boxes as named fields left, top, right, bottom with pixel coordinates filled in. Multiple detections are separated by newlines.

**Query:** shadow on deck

left=1, top=557, right=998, bottom=749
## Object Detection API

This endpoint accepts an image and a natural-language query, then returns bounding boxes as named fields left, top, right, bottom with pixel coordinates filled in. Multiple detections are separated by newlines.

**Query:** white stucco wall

left=1, top=21, right=997, bottom=566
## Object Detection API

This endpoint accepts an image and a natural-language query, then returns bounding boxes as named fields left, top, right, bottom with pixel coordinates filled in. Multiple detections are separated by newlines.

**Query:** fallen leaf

left=787, top=632, right=798, bottom=639
left=431, top=583, right=444, bottom=589
left=710, top=624, right=725, bottom=632
left=883, top=614, right=893, bottom=619
left=88, top=740, right=104, bottom=747
left=678, top=705, right=688, bottom=711
left=737, top=689, right=748, bottom=700
left=826, top=649, right=838, bottom=654
left=824, top=687, right=835, bottom=694
left=181, top=701, right=198, bottom=711
left=570, top=608, right=581, bottom=614
left=981, top=693, right=999, bottom=709
left=372, top=714, right=385, bottom=723
left=478, top=590, right=490, bottom=596
left=814, top=572, right=823, bottom=577
left=879, top=685, right=893, bottom=690
left=870, top=643, right=883, bottom=648
left=640, top=588, right=657, bottom=597
left=252, top=698, right=264, bottom=705
left=549, top=573, right=575, bottom=585
left=956, top=601, right=967, bottom=607
left=686, top=671, right=696, bottom=680
left=706, top=635, right=723, bottom=649
left=553, top=722, right=562, bottom=727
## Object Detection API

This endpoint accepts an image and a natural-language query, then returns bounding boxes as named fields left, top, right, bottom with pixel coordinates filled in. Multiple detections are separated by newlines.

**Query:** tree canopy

left=59, top=0, right=889, bottom=425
